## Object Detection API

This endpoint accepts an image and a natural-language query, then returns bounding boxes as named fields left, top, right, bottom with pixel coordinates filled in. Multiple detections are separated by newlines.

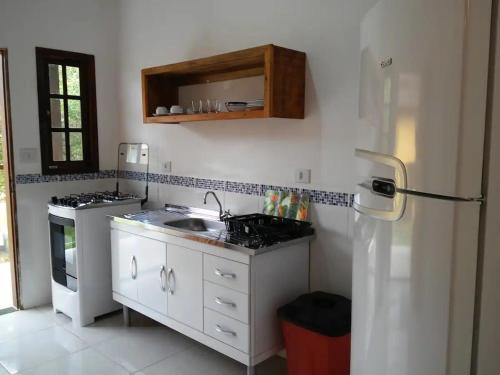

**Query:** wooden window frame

left=36, top=47, right=99, bottom=175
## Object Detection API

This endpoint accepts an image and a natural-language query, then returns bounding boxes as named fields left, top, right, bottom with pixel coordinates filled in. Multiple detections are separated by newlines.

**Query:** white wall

left=0, top=0, right=119, bottom=307
left=116, top=0, right=378, bottom=297
left=117, top=0, right=363, bottom=192
left=0, top=0, right=378, bottom=308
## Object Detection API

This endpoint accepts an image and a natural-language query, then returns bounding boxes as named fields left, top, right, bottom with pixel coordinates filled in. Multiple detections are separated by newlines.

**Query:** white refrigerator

left=352, top=0, right=491, bottom=374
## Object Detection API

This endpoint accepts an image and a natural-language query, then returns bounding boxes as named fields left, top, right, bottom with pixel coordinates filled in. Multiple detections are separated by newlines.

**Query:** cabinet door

left=167, top=244, right=203, bottom=331
left=111, top=229, right=138, bottom=301
left=136, top=237, right=167, bottom=315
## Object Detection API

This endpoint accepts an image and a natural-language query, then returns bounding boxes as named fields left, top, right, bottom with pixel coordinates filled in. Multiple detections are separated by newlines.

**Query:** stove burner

left=223, top=214, right=314, bottom=249
left=50, top=191, right=137, bottom=208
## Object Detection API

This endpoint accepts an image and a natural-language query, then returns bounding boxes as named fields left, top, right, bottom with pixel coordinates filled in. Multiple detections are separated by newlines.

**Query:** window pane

left=52, top=133, right=66, bottom=161
left=49, top=64, right=63, bottom=95
left=69, top=133, right=83, bottom=161
left=50, top=98, right=65, bottom=128
left=66, top=66, right=80, bottom=96
left=68, top=99, right=81, bottom=128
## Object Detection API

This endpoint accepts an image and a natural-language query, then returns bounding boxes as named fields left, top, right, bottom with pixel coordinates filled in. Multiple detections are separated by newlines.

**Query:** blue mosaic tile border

left=15, top=170, right=116, bottom=184
left=195, top=178, right=226, bottom=191
left=117, top=170, right=147, bottom=181
left=15, top=170, right=354, bottom=207
left=226, top=181, right=260, bottom=195
left=170, top=175, right=196, bottom=188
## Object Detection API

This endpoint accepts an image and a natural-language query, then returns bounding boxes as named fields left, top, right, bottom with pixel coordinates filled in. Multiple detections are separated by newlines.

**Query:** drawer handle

left=214, top=268, right=236, bottom=279
left=215, top=324, right=237, bottom=337
left=215, top=297, right=236, bottom=308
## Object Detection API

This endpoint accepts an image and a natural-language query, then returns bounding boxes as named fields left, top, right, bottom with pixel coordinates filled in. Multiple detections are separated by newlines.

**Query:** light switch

left=295, top=169, right=311, bottom=184
left=19, top=148, right=38, bottom=163
left=163, top=161, right=172, bottom=173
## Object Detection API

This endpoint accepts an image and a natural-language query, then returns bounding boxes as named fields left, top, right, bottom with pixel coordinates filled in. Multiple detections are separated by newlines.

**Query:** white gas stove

left=48, top=191, right=141, bottom=327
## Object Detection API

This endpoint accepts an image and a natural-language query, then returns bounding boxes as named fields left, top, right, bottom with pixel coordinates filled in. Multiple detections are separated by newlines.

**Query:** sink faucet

left=203, top=191, right=229, bottom=221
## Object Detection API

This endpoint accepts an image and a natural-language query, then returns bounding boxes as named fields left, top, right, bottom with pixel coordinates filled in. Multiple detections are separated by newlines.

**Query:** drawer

left=204, top=308, right=249, bottom=353
left=203, top=254, right=249, bottom=293
left=204, top=281, right=249, bottom=323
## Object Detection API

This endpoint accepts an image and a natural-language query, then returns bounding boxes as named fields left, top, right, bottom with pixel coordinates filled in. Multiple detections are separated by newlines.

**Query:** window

left=36, top=47, right=98, bottom=174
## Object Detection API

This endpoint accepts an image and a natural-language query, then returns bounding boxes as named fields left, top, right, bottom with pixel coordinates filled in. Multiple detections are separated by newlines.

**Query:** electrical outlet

left=163, top=161, right=172, bottom=173
left=19, top=148, right=38, bottom=163
left=295, top=169, right=311, bottom=184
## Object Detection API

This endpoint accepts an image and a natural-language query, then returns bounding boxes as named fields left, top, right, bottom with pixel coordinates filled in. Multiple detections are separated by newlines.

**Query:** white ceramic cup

left=155, top=106, right=168, bottom=115
left=170, top=105, right=184, bottom=114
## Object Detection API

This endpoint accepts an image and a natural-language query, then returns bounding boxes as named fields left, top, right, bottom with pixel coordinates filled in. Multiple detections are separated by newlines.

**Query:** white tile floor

left=0, top=306, right=287, bottom=374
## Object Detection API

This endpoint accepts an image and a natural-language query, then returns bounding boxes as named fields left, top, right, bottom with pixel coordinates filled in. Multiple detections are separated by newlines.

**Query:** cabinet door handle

left=214, top=268, right=236, bottom=279
left=160, top=266, right=166, bottom=291
left=215, top=324, right=237, bottom=337
left=215, top=297, right=236, bottom=308
left=131, top=256, right=137, bottom=280
left=167, top=268, right=174, bottom=295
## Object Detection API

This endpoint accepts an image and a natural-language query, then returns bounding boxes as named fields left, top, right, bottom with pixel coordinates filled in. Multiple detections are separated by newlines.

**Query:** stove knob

left=51, top=196, right=58, bottom=205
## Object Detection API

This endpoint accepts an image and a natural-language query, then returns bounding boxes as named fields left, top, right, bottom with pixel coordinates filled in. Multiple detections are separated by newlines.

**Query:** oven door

left=49, top=214, right=77, bottom=292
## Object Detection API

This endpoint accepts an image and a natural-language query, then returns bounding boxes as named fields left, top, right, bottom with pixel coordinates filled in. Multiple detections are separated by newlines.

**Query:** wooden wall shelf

left=141, top=44, right=306, bottom=124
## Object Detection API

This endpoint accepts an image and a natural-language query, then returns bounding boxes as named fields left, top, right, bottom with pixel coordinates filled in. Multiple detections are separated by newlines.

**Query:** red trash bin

left=278, top=292, right=351, bottom=375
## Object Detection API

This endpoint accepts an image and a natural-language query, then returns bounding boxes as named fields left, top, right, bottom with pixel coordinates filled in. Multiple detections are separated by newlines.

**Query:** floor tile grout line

left=85, top=346, right=134, bottom=375
left=88, top=326, right=188, bottom=375
left=131, top=342, right=198, bottom=374
left=14, top=346, right=133, bottom=375
left=55, top=323, right=94, bottom=348
left=58, top=320, right=123, bottom=348
left=90, top=343, right=134, bottom=374
left=13, top=347, right=89, bottom=375
left=7, top=342, right=90, bottom=375
left=88, top=324, right=198, bottom=374
left=34, top=306, right=70, bottom=326
left=0, top=312, right=91, bottom=373
left=0, top=322, right=58, bottom=345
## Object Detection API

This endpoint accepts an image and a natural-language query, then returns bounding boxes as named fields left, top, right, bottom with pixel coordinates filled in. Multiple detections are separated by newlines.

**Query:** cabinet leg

left=123, top=306, right=131, bottom=327
left=246, top=365, right=255, bottom=375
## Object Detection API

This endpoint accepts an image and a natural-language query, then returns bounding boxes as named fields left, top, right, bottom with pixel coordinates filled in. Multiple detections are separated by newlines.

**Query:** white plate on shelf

left=153, top=112, right=186, bottom=116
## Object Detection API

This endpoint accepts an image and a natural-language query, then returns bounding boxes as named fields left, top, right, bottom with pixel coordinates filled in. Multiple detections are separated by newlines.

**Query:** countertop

left=108, top=205, right=313, bottom=256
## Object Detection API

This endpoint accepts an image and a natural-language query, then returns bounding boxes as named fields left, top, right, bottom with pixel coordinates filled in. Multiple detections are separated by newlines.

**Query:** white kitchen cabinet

left=110, top=221, right=309, bottom=373
left=111, top=228, right=167, bottom=314
left=166, top=243, right=203, bottom=331
left=136, top=239, right=167, bottom=315
left=111, top=229, right=138, bottom=301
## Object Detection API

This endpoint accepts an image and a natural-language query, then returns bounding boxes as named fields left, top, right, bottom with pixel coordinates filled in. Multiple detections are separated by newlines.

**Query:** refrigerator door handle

left=398, top=187, right=484, bottom=203
left=359, top=177, right=485, bottom=203
left=353, top=149, right=408, bottom=221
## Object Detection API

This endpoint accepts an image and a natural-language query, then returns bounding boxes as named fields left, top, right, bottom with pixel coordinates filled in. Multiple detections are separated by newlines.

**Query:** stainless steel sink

left=165, top=218, right=226, bottom=232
